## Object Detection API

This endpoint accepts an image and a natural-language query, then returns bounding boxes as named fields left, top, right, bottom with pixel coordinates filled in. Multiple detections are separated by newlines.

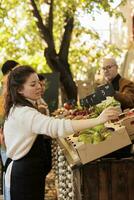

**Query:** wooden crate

left=79, top=158, right=134, bottom=200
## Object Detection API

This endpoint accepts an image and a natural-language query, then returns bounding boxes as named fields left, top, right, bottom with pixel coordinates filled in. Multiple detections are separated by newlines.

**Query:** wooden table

left=73, top=158, right=134, bottom=200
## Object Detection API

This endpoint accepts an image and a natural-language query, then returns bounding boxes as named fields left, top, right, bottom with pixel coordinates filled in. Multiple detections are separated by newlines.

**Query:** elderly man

left=102, top=58, right=134, bottom=159
left=102, top=57, right=134, bottom=110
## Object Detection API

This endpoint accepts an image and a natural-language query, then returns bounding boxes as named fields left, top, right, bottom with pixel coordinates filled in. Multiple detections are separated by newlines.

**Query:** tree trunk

left=45, top=48, right=77, bottom=101
left=30, top=0, right=77, bottom=101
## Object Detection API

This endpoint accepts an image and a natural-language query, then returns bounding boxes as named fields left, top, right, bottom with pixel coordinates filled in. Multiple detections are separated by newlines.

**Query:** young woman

left=3, top=65, right=119, bottom=200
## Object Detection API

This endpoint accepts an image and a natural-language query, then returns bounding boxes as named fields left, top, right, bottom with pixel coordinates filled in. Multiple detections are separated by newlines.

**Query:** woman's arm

left=18, top=106, right=119, bottom=138
left=71, top=107, right=119, bottom=132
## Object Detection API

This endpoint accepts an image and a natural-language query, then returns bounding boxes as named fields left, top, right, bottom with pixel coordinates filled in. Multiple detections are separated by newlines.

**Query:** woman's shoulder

left=7, top=106, right=40, bottom=125
left=10, top=105, right=38, bottom=116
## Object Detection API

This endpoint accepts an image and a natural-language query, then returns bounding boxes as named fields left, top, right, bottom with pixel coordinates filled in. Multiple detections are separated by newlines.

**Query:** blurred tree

left=0, top=0, right=126, bottom=100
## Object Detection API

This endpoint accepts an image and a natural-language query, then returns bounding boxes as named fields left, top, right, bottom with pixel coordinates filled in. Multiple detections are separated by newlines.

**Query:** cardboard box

left=75, top=125, right=131, bottom=164
left=119, top=116, right=134, bottom=140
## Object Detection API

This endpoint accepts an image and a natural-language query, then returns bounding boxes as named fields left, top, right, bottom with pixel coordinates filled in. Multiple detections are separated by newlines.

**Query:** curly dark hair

left=5, top=65, right=36, bottom=117
left=1, top=60, right=19, bottom=75
left=38, top=74, right=45, bottom=81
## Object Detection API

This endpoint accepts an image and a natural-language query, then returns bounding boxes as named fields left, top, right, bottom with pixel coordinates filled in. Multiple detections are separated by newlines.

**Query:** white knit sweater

left=4, top=106, right=74, bottom=160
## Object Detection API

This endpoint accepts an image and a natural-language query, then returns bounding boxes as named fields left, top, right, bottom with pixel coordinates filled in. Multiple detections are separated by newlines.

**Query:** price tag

left=96, top=83, right=115, bottom=98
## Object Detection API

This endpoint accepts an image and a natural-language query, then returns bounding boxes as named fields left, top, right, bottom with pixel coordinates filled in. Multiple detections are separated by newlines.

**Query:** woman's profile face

left=40, top=80, right=46, bottom=95
left=19, top=73, right=42, bottom=101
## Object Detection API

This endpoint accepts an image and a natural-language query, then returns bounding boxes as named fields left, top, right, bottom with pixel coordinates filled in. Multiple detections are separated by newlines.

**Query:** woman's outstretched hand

left=97, top=107, right=120, bottom=124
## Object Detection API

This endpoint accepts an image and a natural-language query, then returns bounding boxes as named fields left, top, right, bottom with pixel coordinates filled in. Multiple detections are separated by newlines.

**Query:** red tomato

left=64, top=103, right=72, bottom=110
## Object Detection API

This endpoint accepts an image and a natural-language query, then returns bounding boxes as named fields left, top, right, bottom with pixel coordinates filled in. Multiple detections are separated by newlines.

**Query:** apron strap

left=4, top=158, right=12, bottom=172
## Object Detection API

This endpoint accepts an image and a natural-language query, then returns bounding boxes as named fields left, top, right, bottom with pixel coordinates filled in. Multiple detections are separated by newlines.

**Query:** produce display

left=78, top=124, right=113, bottom=144
left=90, top=96, right=121, bottom=117
left=52, top=96, right=121, bottom=144
left=51, top=97, right=132, bottom=200
left=52, top=106, right=92, bottom=120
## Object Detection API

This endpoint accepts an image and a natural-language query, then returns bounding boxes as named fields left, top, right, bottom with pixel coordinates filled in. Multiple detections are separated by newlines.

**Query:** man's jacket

left=113, top=75, right=134, bottom=110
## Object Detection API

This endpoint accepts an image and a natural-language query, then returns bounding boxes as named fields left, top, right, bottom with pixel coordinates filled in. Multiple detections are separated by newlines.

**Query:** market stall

left=52, top=97, right=134, bottom=200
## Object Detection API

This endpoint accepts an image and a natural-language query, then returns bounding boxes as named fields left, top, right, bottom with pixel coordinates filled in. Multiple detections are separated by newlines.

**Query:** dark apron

left=5, top=135, right=51, bottom=200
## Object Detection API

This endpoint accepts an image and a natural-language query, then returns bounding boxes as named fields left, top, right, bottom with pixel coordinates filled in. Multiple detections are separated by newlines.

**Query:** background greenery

left=0, top=0, right=126, bottom=99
